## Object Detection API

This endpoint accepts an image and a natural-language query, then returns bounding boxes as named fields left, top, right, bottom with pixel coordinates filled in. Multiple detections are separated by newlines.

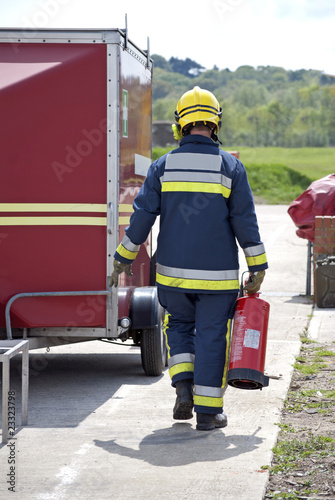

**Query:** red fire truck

left=0, top=28, right=166, bottom=376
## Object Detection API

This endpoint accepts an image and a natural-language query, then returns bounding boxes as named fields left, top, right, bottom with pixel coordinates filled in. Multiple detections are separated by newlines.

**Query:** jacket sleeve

left=228, top=160, right=268, bottom=272
left=114, top=159, right=162, bottom=264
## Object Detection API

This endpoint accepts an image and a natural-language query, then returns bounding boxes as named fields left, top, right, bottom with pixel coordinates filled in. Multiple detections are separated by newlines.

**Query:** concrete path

left=1, top=205, right=330, bottom=500
left=309, top=305, right=335, bottom=342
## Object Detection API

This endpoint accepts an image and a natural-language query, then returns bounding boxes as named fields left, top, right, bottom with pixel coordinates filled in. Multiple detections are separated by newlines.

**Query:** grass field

left=152, top=146, right=335, bottom=204
left=235, top=147, right=335, bottom=181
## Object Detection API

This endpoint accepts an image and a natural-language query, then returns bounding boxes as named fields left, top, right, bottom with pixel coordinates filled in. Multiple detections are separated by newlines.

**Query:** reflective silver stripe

left=121, top=234, right=140, bottom=252
left=168, top=353, right=195, bottom=368
left=194, top=385, right=224, bottom=398
left=161, top=170, right=232, bottom=189
left=157, top=263, right=239, bottom=281
left=165, top=153, right=222, bottom=172
left=244, top=243, right=266, bottom=257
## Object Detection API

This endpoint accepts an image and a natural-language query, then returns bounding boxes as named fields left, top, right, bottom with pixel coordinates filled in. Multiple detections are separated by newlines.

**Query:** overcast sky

left=2, top=0, right=335, bottom=75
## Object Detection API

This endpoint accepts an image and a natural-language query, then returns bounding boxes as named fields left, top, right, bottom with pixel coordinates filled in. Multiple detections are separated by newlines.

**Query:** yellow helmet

left=174, top=86, right=222, bottom=135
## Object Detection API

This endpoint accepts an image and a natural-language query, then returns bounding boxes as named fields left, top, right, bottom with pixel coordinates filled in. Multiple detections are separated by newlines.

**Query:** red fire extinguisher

left=227, top=273, right=270, bottom=390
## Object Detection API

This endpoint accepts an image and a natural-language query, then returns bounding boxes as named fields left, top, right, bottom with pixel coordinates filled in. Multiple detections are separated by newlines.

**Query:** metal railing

left=1, top=340, right=29, bottom=444
left=5, top=290, right=112, bottom=340
left=306, top=241, right=314, bottom=296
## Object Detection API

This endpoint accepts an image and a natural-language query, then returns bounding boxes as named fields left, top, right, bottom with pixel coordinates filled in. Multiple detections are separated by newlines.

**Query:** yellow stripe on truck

left=119, top=204, right=133, bottom=212
left=0, top=217, right=107, bottom=226
left=119, top=217, right=131, bottom=225
left=0, top=203, right=107, bottom=212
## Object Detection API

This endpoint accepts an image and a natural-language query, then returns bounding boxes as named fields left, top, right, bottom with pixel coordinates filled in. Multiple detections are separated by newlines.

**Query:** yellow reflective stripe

left=246, top=253, right=268, bottom=266
left=0, top=217, right=107, bottom=226
left=0, top=203, right=107, bottom=212
left=116, top=243, right=138, bottom=260
left=194, top=395, right=223, bottom=408
left=119, top=216, right=131, bottom=225
left=163, top=312, right=171, bottom=360
left=156, top=272, right=239, bottom=291
left=161, top=182, right=231, bottom=198
left=222, top=319, right=231, bottom=388
left=169, top=362, right=194, bottom=379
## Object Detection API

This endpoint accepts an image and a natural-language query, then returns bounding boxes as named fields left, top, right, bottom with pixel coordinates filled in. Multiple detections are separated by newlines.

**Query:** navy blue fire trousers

left=158, top=289, right=238, bottom=414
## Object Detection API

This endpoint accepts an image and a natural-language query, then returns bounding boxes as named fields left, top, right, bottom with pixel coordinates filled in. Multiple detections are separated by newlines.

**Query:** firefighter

left=111, top=86, right=268, bottom=431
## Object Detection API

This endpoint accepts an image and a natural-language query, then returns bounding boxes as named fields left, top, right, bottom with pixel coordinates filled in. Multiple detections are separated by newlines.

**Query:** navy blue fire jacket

left=115, top=134, right=268, bottom=293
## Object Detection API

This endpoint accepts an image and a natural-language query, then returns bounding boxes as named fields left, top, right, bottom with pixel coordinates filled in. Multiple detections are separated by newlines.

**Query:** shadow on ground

left=95, top=424, right=264, bottom=467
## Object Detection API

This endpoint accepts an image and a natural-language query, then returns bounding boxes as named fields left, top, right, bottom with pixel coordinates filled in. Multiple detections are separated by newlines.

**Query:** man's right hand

left=243, top=270, right=265, bottom=294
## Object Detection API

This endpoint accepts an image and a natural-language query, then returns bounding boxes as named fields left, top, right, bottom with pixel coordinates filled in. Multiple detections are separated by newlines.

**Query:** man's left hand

left=109, top=260, right=133, bottom=287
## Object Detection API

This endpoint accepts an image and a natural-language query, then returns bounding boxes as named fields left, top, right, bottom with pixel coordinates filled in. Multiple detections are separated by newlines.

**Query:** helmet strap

left=211, top=129, right=222, bottom=145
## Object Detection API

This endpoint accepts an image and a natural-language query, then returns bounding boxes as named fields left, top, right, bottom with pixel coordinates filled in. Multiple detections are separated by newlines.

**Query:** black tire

left=140, top=303, right=167, bottom=376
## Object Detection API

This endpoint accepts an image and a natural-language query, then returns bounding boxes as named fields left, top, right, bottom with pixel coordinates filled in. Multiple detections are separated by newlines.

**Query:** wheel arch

left=129, top=286, right=159, bottom=330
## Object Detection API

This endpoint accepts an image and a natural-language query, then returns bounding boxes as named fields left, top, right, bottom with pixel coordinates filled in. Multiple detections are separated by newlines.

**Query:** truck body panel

left=0, top=30, right=154, bottom=340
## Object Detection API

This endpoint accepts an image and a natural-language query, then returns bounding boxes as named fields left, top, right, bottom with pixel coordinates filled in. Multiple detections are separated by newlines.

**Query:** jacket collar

left=179, top=134, right=219, bottom=148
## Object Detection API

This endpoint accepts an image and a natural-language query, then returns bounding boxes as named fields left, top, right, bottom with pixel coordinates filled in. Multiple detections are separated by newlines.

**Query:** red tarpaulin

left=288, top=174, right=335, bottom=241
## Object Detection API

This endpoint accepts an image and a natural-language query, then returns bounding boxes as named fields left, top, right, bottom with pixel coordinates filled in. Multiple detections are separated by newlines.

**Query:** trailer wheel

left=140, top=304, right=167, bottom=376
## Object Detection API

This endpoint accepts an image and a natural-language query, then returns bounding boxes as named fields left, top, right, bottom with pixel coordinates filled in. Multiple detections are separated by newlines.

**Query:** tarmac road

left=0, top=205, right=314, bottom=500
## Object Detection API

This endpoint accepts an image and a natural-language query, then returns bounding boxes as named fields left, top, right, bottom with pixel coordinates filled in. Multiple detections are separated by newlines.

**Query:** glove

left=244, top=270, right=265, bottom=294
left=109, top=259, right=133, bottom=287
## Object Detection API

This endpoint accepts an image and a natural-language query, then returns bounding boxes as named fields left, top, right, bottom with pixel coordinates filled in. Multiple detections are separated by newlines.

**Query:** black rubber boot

left=196, top=411, right=228, bottom=431
left=173, top=380, right=194, bottom=420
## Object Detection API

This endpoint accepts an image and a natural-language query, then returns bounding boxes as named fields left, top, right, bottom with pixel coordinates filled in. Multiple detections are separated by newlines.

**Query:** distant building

left=152, top=121, right=175, bottom=148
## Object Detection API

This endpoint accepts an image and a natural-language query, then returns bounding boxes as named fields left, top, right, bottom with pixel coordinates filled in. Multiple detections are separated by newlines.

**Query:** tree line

left=152, top=55, right=335, bottom=148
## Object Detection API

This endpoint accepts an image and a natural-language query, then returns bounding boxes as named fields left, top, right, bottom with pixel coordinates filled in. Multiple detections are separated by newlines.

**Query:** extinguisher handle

left=239, top=271, right=249, bottom=298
